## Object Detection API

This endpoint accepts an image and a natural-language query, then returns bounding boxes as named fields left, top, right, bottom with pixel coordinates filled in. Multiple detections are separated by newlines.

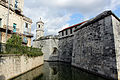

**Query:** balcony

left=24, top=28, right=33, bottom=37
left=24, top=32, right=33, bottom=37
left=3, top=25, right=13, bottom=31
left=3, top=25, right=19, bottom=33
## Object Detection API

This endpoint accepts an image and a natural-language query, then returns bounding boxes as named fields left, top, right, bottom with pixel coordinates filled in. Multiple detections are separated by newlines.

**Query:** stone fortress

left=33, top=10, right=120, bottom=80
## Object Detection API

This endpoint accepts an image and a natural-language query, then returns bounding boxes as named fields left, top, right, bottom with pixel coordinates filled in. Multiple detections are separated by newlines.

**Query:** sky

left=23, top=0, right=120, bottom=39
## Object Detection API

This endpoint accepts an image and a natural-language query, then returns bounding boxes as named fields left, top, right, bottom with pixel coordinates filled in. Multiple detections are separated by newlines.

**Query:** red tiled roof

left=59, top=21, right=87, bottom=33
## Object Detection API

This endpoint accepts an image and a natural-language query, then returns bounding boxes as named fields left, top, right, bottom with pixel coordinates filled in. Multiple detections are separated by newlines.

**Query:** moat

left=10, top=62, right=109, bottom=80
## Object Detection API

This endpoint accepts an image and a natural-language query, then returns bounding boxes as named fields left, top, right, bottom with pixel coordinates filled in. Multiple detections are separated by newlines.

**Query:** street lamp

left=5, top=0, right=10, bottom=42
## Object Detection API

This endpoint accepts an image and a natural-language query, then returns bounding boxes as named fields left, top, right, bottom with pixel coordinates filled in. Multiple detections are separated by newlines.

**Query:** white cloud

left=23, top=0, right=120, bottom=37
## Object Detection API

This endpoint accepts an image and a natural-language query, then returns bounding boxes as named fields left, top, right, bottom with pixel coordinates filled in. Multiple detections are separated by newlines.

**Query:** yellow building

left=0, top=0, right=33, bottom=47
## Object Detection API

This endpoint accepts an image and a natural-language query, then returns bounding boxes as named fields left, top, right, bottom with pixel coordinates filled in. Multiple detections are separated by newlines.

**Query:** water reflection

left=11, top=62, right=108, bottom=80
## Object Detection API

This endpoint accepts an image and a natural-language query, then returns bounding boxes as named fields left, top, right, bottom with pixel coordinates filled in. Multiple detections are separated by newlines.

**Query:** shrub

left=7, top=34, right=22, bottom=46
left=0, top=34, right=43, bottom=57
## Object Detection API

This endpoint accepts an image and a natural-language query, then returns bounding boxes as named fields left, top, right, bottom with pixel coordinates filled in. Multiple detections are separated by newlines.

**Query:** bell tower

left=36, top=18, right=44, bottom=39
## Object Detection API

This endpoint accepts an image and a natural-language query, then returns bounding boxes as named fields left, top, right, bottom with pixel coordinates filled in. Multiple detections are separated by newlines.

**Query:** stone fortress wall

left=58, top=35, right=74, bottom=63
left=72, top=12, right=118, bottom=79
left=33, top=10, right=120, bottom=80
left=57, top=11, right=120, bottom=80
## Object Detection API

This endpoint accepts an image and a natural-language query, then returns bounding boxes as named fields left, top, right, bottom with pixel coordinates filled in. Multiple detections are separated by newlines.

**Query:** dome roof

left=36, top=18, right=44, bottom=24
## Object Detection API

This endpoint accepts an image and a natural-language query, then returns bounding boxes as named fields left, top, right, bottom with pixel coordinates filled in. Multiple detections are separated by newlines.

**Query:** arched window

left=39, top=25, right=40, bottom=28
left=52, top=47, right=58, bottom=54
left=25, top=22, right=28, bottom=28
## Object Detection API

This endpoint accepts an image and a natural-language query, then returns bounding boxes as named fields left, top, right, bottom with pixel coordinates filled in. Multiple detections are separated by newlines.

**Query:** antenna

left=40, top=17, right=42, bottom=21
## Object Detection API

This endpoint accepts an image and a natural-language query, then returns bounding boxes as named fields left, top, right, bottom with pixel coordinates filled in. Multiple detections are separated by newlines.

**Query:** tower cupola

left=36, top=18, right=44, bottom=39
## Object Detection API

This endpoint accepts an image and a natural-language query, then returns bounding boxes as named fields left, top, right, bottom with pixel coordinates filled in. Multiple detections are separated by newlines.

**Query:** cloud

left=23, top=0, right=120, bottom=37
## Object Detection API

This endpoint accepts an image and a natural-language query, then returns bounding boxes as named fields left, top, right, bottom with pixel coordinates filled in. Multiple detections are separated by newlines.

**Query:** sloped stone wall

left=72, top=15, right=118, bottom=79
left=33, top=35, right=59, bottom=61
left=0, top=55, right=43, bottom=80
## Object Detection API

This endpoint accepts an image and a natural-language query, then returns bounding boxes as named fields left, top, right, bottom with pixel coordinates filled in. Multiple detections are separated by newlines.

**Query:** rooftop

left=59, top=10, right=120, bottom=33
left=34, top=35, right=59, bottom=41
left=75, top=10, right=120, bottom=32
left=59, top=21, right=87, bottom=33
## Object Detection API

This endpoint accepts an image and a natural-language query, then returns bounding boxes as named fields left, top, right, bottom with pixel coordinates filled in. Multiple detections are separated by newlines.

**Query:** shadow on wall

left=0, top=75, right=6, bottom=80
left=48, top=47, right=59, bottom=61
left=52, top=47, right=58, bottom=55
left=51, top=67, right=58, bottom=75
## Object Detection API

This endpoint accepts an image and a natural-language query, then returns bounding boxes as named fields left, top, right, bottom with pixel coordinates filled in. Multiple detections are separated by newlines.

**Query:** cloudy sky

left=23, top=0, right=120, bottom=38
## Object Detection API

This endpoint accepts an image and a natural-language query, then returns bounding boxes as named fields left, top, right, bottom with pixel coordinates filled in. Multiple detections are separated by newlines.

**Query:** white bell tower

left=36, top=18, right=44, bottom=39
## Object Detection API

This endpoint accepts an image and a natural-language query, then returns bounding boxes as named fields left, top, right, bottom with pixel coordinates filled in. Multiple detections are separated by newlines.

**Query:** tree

left=7, top=34, right=22, bottom=46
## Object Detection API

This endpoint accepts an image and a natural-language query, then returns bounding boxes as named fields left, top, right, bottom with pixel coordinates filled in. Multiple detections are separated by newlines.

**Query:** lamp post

left=5, top=0, right=10, bottom=42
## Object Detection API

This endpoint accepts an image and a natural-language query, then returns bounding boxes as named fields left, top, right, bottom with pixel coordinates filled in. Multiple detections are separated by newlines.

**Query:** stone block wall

left=72, top=15, right=118, bottom=79
left=0, top=55, right=44, bottom=80
left=112, top=15, right=120, bottom=80
left=58, top=35, right=74, bottom=63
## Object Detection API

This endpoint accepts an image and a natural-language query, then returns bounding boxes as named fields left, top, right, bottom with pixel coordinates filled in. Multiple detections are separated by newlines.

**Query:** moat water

left=11, top=62, right=108, bottom=80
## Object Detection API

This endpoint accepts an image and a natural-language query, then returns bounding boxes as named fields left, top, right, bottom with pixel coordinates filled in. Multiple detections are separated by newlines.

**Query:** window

left=0, top=18, right=2, bottom=27
left=15, top=0, right=18, bottom=8
left=75, top=26, right=77, bottom=29
left=70, top=28, right=72, bottom=34
left=66, top=30, right=68, bottom=35
left=25, top=22, right=28, bottom=28
left=38, top=25, right=40, bottom=28
left=13, top=23, right=16, bottom=32
left=23, top=37, right=28, bottom=44
left=62, top=31, right=64, bottom=36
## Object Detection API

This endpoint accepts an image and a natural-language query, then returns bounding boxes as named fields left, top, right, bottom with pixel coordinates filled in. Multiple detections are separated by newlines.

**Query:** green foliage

left=4, top=44, right=43, bottom=57
left=7, top=34, right=22, bottom=46
left=0, top=34, right=43, bottom=57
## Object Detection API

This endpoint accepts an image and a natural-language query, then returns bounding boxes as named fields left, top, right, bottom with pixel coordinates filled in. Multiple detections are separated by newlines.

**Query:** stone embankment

left=0, top=54, right=44, bottom=80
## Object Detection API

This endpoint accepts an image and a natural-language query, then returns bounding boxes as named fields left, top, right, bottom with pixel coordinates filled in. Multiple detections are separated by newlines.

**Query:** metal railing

left=24, top=28, right=33, bottom=37
left=3, top=25, right=19, bottom=32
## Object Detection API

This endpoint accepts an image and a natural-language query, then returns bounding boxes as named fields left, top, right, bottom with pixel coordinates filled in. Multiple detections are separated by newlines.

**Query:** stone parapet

left=0, top=55, right=44, bottom=80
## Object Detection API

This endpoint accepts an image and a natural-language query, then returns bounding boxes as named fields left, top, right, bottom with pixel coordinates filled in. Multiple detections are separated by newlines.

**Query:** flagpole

left=5, top=0, right=10, bottom=42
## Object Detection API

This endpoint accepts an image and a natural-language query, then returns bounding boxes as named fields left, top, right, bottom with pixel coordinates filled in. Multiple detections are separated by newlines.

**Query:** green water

left=11, top=62, right=108, bottom=80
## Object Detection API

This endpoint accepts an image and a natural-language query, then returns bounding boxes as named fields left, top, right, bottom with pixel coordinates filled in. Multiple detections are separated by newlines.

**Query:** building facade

left=0, top=0, right=33, bottom=47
